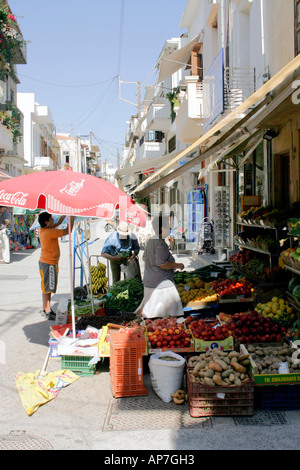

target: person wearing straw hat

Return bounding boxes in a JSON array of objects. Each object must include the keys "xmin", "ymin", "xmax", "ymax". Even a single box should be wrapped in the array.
[{"xmin": 101, "ymin": 221, "xmax": 140, "ymax": 285}]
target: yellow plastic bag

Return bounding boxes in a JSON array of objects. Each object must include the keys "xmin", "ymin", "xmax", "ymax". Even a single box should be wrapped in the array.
[{"xmin": 15, "ymin": 369, "xmax": 79, "ymax": 416}]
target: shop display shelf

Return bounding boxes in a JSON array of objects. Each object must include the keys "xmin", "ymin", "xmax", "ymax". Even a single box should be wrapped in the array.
[
  {"xmin": 240, "ymin": 344, "xmax": 300, "ymax": 386},
  {"xmin": 286, "ymin": 292, "xmax": 300, "ymax": 312}
]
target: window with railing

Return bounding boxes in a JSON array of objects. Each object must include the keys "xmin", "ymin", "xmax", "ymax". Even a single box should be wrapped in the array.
[{"xmin": 139, "ymin": 131, "xmax": 164, "ymax": 146}]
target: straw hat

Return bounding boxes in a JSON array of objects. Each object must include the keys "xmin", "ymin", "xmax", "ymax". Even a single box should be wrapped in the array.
[{"xmin": 117, "ymin": 221, "xmax": 131, "ymax": 238}]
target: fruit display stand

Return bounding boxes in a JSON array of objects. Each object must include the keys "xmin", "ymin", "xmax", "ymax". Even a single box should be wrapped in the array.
[
  {"xmin": 146, "ymin": 317, "xmax": 194, "ymax": 354},
  {"xmin": 240, "ymin": 343, "xmax": 300, "ymax": 386},
  {"xmin": 240, "ymin": 343, "xmax": 300, "ymax": 410},
  {"xmin": 186, "ymin": 317, "xmax": 234, "ymax": 353}
]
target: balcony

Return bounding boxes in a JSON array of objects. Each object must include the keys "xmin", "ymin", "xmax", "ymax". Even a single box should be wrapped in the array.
[
  {"xmin": 136, "ymin": 132, "xmax": 165, "ymax": 161},
  {"xmin": 203, "ymin": 66, "xmax": 256, "ymax": 129},
  {"xmin": 175, "ymin": 76, "xmax": 204, "ymax": 144},
  {"xmin": 10, "ymin": 37, "xmax": 27, "ymax": 64},
  {"xmin": 146, "ymin": 100, "xmax": 171, "ymax": 131},
  {"xmin": 223, "ymin": 67, "xmax": 256, "ymax": 111},
  {"xmin": 0, "ymin": 122, "xmax": 13, "ymax": 151},
  {"xmin": 5, "ymin": 26, "xmax": 27, "ymax": 65},
  {"xmin": 33, "ymin": 156, "xmax": 54, "ymax": 171}
]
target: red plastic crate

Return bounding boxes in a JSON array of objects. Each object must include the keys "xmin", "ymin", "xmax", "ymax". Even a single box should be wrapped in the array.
[
  {"xmin": 186, "ymin": 359, "xmax": 254, "ymax": 417},
  {"xmin": 109, "ymin": 330, "xmax": 147, "ymax": 398}
]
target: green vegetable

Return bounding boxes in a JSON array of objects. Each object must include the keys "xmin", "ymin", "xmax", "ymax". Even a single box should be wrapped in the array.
[{"xmin": 105, "ymin": 278, "xmax": 144, "ymax": 312}]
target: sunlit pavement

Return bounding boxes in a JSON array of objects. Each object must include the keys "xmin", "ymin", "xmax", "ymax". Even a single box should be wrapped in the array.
[{"xmin": 0, "ymin": 219, "xmax": 300, "ymax": 451}]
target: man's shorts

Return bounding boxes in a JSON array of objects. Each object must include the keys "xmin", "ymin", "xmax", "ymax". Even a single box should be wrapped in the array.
[{"xmin": 39, "ymin": 262, "xmax": 59, "ymax": 294}]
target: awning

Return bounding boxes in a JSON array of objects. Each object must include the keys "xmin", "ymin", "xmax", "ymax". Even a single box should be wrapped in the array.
[
  {"xmin": 157, "ymin": 34, "xmax": 202, "ymax": 84},
  {"xmin": 134, "ymin": 53, "xmax": 300, "ymax": 198},
  {"xmin": 198, "ymin": 131, "xmax": 263, "ymax": 178},
  {"xmin": 0, "ymin": 170, "xmax": 12, "ymax": 182},
  {"xmin": 115, "ymin": 150, "xmax": 181, "ymax": 179}
]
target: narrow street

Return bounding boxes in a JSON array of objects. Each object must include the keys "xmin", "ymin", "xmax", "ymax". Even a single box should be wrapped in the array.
[{"xmin": 0, "ymin": 219, "xmax": 300, "ymax": 451}]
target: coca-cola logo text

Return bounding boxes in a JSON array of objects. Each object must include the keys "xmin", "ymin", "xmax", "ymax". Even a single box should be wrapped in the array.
[{"xmin": 0, "ymin": 190, "xmax": 28, "ymax": 206}]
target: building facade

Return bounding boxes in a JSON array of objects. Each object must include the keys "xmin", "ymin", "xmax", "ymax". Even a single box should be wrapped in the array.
[
  {"xmin": 0, "ymin": 1, "xmax": 27, "ymax": 178},
  {"xmin": 17, "ymin": 92, "xmax": 60, "ymax": 172},
  {"xmin": 118, "ymin": 0, "xmax": 300, "ymax": 256}
]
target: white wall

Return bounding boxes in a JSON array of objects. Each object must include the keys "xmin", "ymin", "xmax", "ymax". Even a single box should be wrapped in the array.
[{"xmin": 17, "ymin": 92, "xmax": 35, "ymax": 167}]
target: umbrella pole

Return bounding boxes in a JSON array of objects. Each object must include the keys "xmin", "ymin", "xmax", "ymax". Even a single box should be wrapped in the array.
[
  {"xmin": 69, "ymin": 218, "xmax": 76, "ymax": 339},
  {"xmin": 84, "ymin": 219, "xmax": 95, "ymax": 315}
]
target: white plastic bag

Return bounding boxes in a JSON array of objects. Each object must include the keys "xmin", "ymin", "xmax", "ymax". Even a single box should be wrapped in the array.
[
  {"xmin": 148, "ymin": 351, "xmax": 185, "ymax": 403},
  {"xmin": 120, "ymin": 259, "xmax": 139, "ymax": 278}
]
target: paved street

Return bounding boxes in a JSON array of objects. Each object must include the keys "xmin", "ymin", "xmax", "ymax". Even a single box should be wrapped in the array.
[{"xmin": 0, "ymin": 219, "xmax": 300, "ymax": 451}]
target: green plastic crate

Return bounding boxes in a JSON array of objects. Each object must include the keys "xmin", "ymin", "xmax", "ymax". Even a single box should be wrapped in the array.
[{"xmin": 61, "ymin": 355, "xmax": 96, "ymax": 376}]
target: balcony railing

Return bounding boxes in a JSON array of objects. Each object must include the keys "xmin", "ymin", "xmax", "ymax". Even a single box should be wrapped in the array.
[
  {"xmin": 139, "ymin": 131, "xmax": 164, "ymax": 147},
  {"xmin": 223, "ymin": 67, "xmax": 256, "ymax": 111}
]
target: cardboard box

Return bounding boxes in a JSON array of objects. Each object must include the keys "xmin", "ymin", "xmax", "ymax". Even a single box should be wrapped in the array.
[
  {"xmin": 193, "ymin": 335, "xmax": 234, "ymax": 353},
  {"xmin": 240, "ymin": 344, "xmax": 300, "ymax": 386}
]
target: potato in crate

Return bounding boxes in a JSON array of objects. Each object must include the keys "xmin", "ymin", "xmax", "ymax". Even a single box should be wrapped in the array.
[{"xmin": 186, "ymin": 349, "xmax": 255, "ymax": 417}]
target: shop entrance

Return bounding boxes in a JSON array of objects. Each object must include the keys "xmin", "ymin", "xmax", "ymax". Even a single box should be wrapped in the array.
[{"xmin": 274, "ymin": 153, "xmax": 290, "ymax": 208}]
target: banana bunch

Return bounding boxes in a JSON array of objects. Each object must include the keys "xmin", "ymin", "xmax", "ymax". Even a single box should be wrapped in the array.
[{"xmin": 90, "ymin": 262, "xmax": 108, "ymax": 294}]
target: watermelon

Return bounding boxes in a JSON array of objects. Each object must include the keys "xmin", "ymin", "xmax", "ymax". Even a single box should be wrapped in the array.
[
  {"xmin": 288, "ymin": 277, "xmax": 300, "ymax": 293},
  {"xmin": 292, "ymin": 285, "xmax": 300, "ymax": 301}
]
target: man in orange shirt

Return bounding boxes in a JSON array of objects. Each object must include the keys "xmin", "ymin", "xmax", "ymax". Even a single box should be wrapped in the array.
[{"xmin": 38, "ymin": 212, "xmax": 75, "ymax": 320}]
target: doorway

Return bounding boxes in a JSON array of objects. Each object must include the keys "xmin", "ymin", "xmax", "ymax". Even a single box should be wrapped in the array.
[{"xmin": 274, "ymin": 153, "xmax": 290, "ymax": 208}]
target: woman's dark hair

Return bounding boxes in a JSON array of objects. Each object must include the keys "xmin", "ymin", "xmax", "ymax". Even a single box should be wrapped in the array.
[
  {"xmin": 38, "ymin": 211, "xmax": 52, "ymax": 228},
  {"xmin": 151, "ymin": 213, "xmax": 169, "ymax": 238}
]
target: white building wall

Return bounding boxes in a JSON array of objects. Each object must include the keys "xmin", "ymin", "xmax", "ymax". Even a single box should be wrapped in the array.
[
  {"xmin": 17, "ymin": 92, "xmax": 35, "ymax": 167},
  {"xmin": 17, "ymin": 92, "xmax": 56, "ymax": 170}
]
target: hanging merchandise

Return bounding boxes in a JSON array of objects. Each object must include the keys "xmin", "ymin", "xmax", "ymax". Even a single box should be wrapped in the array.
[
  {"xmin": 197, "ymin": 217, "xmax": 215, "ymax": 254},
  {"xmin": 186, "ymin": 187, "xmax": 206, "ymax": 250},
  {"xmin": 214, "ymin": 186, "xmax": 231, "ymax": 249}
]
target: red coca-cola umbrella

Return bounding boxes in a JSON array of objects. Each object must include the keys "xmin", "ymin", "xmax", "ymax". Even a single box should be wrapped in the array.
[
  {"xmin": 0, "ymin": 171, "xmax": 147, "ymax": 337},
  {"xmin": 0, "ymin": 170, "xmax": 146, "ymax": 226}
]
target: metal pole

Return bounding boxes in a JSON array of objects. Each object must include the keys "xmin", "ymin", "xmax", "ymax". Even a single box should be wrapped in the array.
[
  {"xmin": 84, "ymin": 219, "xmax": 95, "ymax": 315},
  {"xmin": 69, "ymin": 218, "xmax": 76, "ymax": 339}
]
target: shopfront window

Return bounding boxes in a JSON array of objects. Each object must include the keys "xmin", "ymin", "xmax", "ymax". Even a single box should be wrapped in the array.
[{"xmin": 235, "ymin": 142, "xmax": 265, "ymax": 214}]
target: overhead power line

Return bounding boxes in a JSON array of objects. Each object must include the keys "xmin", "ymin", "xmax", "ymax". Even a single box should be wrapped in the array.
[
  {"xmin": 117, "ymin": 0, "xmax": 125, "ymax": 76},
  {"xmin": 69, "ymin": 77, "xmax": 117, "ymax": 130},
  {"xmin": 18, "ymin": 73, "xmax": 117, "ymax": 88}
]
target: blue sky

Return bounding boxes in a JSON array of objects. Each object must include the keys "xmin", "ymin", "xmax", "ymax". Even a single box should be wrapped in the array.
[{"xmin": 9, "ymin": 0, "xmax": 187, "ymax": 166}]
